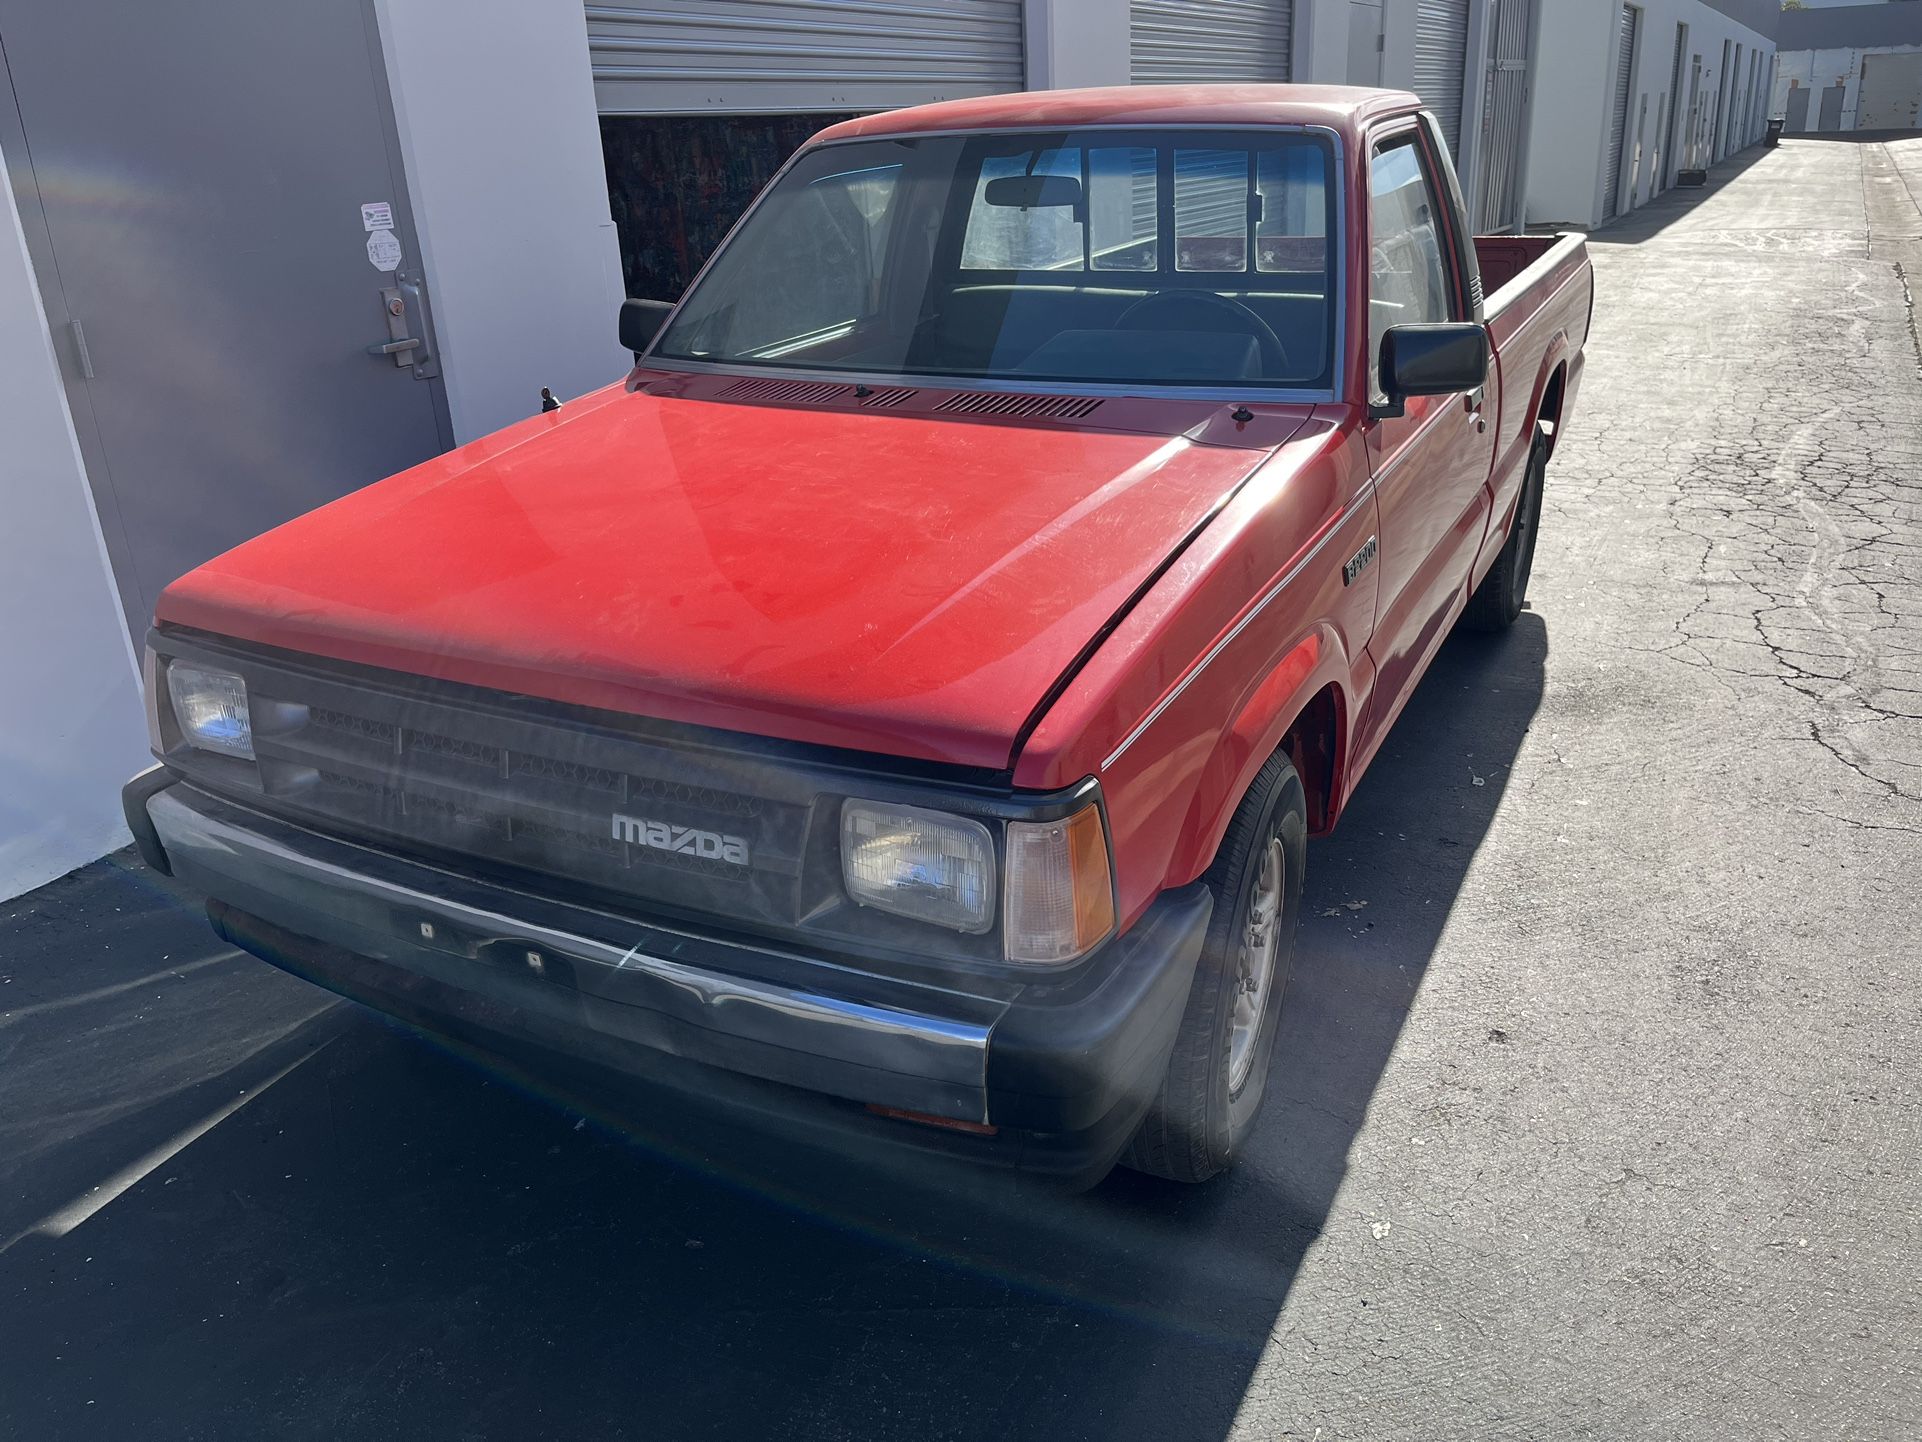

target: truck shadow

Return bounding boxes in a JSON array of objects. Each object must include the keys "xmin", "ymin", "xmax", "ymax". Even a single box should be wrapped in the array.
[{"xmin": 0, "ymin": 617, "xmax": 1546, "ymax": 1442}]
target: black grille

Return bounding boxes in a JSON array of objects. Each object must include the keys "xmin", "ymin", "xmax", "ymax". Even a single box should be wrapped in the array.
[{"xmin": 233, "ymin": 661, "xmax": 815, "ymax": 927}]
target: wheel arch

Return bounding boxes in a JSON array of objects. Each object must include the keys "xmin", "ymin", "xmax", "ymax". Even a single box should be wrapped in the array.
[
  {"xmin": 1166, "ymin": 630, "xmax": 1354, "ymax": 888},
  {"xmin": 1531, "ymin": 354, "xmax": 1569, "ymax": 459}
]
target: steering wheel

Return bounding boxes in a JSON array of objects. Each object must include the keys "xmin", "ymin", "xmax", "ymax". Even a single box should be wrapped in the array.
[{"xmin": 1116, "ymin": 291, "xmax": 1291, "ymax": 378}]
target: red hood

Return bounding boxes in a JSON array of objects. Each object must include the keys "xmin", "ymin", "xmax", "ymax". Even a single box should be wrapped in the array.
[{"xmin": 159, "ymin": 385, "xmax": 1295, "ymax": 770}]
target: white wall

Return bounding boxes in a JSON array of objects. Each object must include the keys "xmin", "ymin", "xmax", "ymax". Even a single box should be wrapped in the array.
[
  {"xmin": 1025, "ymin": 0, "xmax": 1131, "ymax": 88},
  {"xmin": 1775, "ymin": 45, "xmax": 1922, "ymax": 131},
  {"xmin": 0, "ymin": 151, "xmax": 151, "ymax": 900},
  {"xmin": 1525, "ymin": 0, "xmax": 1776, "ymax": 229},
  {"xmin": 372, "ymin": 0, "xmax": 631, "ymax": 443}
]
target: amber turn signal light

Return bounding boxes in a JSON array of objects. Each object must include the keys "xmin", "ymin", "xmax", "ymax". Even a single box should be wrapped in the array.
[{"xmin": 1002, "ymin": 802, "xmax": 1116, "ymax": 964}]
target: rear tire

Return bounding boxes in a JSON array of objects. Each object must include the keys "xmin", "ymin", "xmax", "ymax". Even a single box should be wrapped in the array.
[
  {"xmin": 1463, "ymin": 430, "xmax": 1548, "ymax": 633},
  {"xmin": 1121, "ymin": 752, "xmax": 1307, "ymax": 1183}
]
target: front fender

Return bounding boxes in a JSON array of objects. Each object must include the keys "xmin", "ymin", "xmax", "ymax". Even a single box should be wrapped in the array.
[{"xmin": 1165, "ymin": 624, "xmax": 1354, "ymax": 888}]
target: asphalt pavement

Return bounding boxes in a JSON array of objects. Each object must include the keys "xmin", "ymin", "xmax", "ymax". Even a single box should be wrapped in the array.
[{"xmin": 2, "ymin": 135, "xmax": 1918, "ymax": 1441}]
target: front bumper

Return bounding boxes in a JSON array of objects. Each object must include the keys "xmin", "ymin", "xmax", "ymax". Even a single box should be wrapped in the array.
[{"xmin": 128, "ymin": 769, "xmax": 1209, "ymax": 1180}]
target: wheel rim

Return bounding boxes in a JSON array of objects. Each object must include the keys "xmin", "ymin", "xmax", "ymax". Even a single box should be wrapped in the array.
[{"xmin": 1227, "ymin": 836, "xmax": 1285, "ymax": 1092}]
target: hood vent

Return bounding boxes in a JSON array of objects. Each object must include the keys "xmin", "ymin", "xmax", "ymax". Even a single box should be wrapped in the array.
[
  {"xmin": 717, "ymin": 377, "xmax": 853, "ymax": 405},
  {"xmin": 935, "ymin": 391, "xmax": 1104, "ymax": 420},
  {"xmin": 713, "ymin": 377, "xmax": 920, "ymax": 410}
]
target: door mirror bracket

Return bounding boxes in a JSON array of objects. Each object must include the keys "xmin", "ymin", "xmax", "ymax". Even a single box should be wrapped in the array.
[{"xmin": 619, "ymin": 298, "xmax": 677, "ymax": 355}]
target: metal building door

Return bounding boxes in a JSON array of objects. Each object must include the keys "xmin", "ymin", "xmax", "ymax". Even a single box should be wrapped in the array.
[
  {"xmin": 1661, "ymin": 24, "xmax": 1687, "ymax": 189},
  {"xmin": 1784, "ymin": 84, "xmax": 1810, "ymax": 133},
  {"xmin": 1412, "ymin": 0, "xmax": 1471, "ymax": 159},
  {"xmin": 1858, "ymin": 51, "xmax": 1922, "ymax": 131},
  {"xmin": 590, "ymin": 0, "xmax": 1027, "ymax": 111},
  {"xmin": 1722, "ymin": 39, "xmax": 1737, "ymax": 157},
  {"xmin": 1817, "ymin": 83, "xmax": 1846, "ymax": 133},
  {"xmin": 1131, "ymin": 0, "xmax": 1293, "ymax": 82},
  {"xmin": 1348, "ymin": 2, "xmax": 1385, "ymax": 86},
  {"xmin": 1686, "ymin": 56, "xmax": 1703, "ymax": 169},
  {"xmin": 0, "ymin": 0, "xmax": 449, "ymax": 640},
  {"xmin": 1725, "ymin": 44, "xmax": 1744, "ymax": 154},
  {"xmin": 1472, "ymin": 0, "xmax": 1533, "ymax": 233},
  {"xmin": 1603, "ymin": 5, "xmax": 1638, "ymax": 220}
]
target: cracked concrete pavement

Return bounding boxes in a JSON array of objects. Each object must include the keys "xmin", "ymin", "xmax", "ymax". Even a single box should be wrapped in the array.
[{"xmin": 1, "ymin": 136, "xmax": 1918, "ymax": 1441}]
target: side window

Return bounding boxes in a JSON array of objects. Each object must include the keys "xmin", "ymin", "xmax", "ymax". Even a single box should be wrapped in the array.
[{"xmin": 1368, "ymin": 136, "xmax": 1453, "ymax": 397}]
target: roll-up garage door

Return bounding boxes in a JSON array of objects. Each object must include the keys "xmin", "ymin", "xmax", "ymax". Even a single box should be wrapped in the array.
[
  {"xmin": 586, "ymin": 0, "xmax": 1026, "ymax": 114},
  {"xmin": 1603, "ymin": 4, "xmax": 1638, "ymax": 218},
  {"xmin": 1412, "ymin": 0, "xmax": 1471, "ymax": 158},
  {"xmin": 1130, "ymin": 0, "xmax": 1293, "ymax": 84}
]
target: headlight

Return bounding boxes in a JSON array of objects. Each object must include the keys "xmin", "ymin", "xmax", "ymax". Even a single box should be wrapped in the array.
[
  {"xmin": 1004, "ymin": 804, "xmax": 1115, "ymax": 964},
  {"xmin": 841, "ymin": 801, "xmax": 995, "ymax": 934},
  {"xmin": 166, "ymin": 663, "xmax": 254, "ymax": 760}
]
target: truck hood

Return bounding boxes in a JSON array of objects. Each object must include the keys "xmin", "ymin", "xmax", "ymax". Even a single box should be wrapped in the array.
[{"xmin": 158, "ymin": 385, "xmax": 1295, "ymax": 770}]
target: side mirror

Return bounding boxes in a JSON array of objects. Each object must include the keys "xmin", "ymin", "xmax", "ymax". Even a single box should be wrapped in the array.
[
  {"xmin": 1373, "ymin": 323, "xmax": 1488, "ymax": 419},
  {"xmin": 620, "ymin": 298, "xmax": 675, "ymax": 355}
]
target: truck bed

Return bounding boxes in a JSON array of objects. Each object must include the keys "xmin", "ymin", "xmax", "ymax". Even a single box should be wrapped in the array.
[{"xmin": 1476, "ymin": 233, "xmax": 1581, "ymax": 314}]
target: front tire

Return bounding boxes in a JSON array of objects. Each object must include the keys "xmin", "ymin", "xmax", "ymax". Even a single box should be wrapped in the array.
[{"xmin": 1121, "ymin": 752, "xmax": 1307, "ymax": 1183}]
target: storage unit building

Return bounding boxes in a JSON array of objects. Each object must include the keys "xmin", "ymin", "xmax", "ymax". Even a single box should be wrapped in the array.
[{"xmin": 1521, "ymin": 0, "xmax": 1777, "ymax": 229}]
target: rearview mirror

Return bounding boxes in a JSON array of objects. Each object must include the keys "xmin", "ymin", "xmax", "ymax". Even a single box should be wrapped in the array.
[
  {"xmin": 1375, "ymin": 323, "xmax": 1488, "ymax": 419},
  {"xmin": 984, "ymin": 174, "xmax": 1083, "ymax": 210},
  {"xmin": 620, "ymin": 298, "xmax": 676, "ymax": 354}
]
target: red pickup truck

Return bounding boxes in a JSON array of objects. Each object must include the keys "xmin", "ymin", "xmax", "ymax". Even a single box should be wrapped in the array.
[{"xmin": 124, "ymin": 86, "xmax": 1589, "ymax": 1188}]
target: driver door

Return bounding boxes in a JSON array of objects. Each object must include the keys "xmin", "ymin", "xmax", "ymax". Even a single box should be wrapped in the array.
[{"xmin": 1361, "ymin": 122, "xmax": 1496, "ymax": 739}]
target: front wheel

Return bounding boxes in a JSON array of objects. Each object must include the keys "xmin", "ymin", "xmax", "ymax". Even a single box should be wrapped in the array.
[
  {"xmin": 1121, "ymin": 751, "xmax": 1307, "ymax": 1183},
  {"xmin": 1462, "ymin": 430, "xmax": 1548, "ymax": 632}
]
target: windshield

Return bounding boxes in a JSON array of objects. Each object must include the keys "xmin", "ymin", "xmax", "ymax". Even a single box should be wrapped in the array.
[{"xmin": 651, "ymin": 128, "xmax": 1338, "ymax": 391}]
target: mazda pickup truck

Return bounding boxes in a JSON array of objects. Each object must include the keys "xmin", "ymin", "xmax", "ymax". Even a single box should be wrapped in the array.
[{"xmin": 124, "ymin": 86, "xmax": 1590, "ymax": 1188}]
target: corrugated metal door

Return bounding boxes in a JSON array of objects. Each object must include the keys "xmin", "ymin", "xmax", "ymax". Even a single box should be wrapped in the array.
[
  {"xmin": 1412, "ymin": 0, "xmax": 1471, "ymax": 158},
  {"xmin": 1603, "ymin": 4, "xmax": 1637, "ymax": 219},
  {"xmin": 1472, "ymin": 0, "xmax": 1533, "ymax": 233},
  {"xmin": 587, "ymin": 0, "xmax": 1025, "ymax": 114},
  {"xmin": 1131, "ymin": 0, "xmax": 1293, "ymax": 84}
]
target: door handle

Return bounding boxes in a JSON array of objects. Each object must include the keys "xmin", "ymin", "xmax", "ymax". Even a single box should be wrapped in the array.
[
  {"xmin": 370, "ymin": 284, "xmax": 429, "ymax": 369},
  {"xmin": 1464, "ymin": 386, "xmax": 1485, "ymax": 413},
  {"xmin": 69, "ymin": 318, "xmax": 96, "ymax": 380}
]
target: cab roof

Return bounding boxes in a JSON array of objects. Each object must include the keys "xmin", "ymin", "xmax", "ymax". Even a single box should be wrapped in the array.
[{"xmin": 811, "ymin": 84, "xmax": 1422, "ymax": 149}]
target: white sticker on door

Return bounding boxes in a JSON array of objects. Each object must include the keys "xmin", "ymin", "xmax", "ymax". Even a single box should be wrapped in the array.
[
  {"xmin": 360, "ymin": 201, "xmax": 394, "ymax": 232},
  {"xmin": 365, "ymin": 227, "xmax": 403, "ymax": 272}
]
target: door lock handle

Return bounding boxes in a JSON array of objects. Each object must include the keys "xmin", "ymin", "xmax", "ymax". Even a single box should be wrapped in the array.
[{"xmin": 367, "ymin": 337, "xmax": 422, "ymax": 356}]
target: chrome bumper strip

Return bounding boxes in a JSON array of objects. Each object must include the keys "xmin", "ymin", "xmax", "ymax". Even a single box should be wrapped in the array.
[{"xmin": 146, "ymin": 787, "xmax": 994, "ymax": 1119}]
